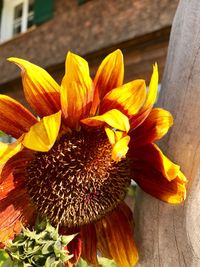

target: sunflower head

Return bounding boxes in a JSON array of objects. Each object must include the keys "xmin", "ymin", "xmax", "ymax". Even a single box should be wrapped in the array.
[{"xmin": 0, "ymin": 49, "xmax": 187, "ymax": 267}]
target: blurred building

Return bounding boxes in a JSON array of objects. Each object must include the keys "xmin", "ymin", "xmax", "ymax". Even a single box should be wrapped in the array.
[{"xmin": 0, "ymin": 0, "xmax": 178, "ymax": 108}]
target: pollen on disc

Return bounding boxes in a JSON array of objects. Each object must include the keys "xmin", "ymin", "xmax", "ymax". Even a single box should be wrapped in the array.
[{"xmin": 25, "ymin": 129, "xmax": 131, "ymax": 228}]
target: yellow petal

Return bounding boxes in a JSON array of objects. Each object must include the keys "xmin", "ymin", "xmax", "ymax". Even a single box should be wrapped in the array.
[
  {"xmin": 61, "ymin": 52, "xmax": 93, "ymax": 129},
  {"xmin": 112, "ymin": 135, "xmax": 130, "ymax": 161},
  {"xmin": 95, "ymin": 202, "xmax": 139, "ymax": 267},
  {"xmin": 0, "ymin": 95, "xmax": 37, "ymax": 139},
  {"xmin": 130, "ymin": 63, "xmax": 159, "ymax": 129},
  {"xmin": 129, "ymin": 143, "xmax": 180, "ymax": 182},
  {"xmin": 101, "ymin": 80, "xmax": 146, "ymax": 117},
  {"xmin": 91, "ymin": 49, "xmax": 124, "ymax": 115},
  {"xmin": 132, "ymin": 161, "xmax": 187, "ymax": 204},
  {"xmin": 82, "ymin": 109, "xmax": 130, "ymax": 132},
  {"xmin": 22, "ymin": 111, "xmax": 61, "ymax": 152},
  {"xmin": 8, "ymin": 58, "xmax": 60, "ymax": 117},
  {"xmin": 131, "ymin": 108, "xmax": 174, "ymax": 145},
  {"xmin": 115, "ymin": 130, "xmax": 126, "ymax": 142},
  {"xmin": 0, "ymin": 138, "xmax": 23, "ymax": 165},
  {"xmin": 105, "ymin": 127, "xmax": 115, "ymax": 145},
  {"xmin": 144, "ymin": 63, "xmax": 158, "ymax": 109}
]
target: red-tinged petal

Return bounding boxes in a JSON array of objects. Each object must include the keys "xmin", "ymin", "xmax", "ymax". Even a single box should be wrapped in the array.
[
  {"xmin": 112, "ymin": 135, "xmax": 130, "ymax": 161},
  {"xmin": 91, "ymin": 50, "xmax": 124, "ymax": 115},
  {"xmin": 80, "ymin": 223, "xmax": 98, "ymax": 266},
  {"xmin": 131, "ymin": 160, "xmax": 187, "ymax": 203},
  {"xmin": 0, "ymin": 95, "xmax": 37, "ymax": 138},
  {"xmin": 95, "ymin": 202, "xmax": 139, "ymax": 267},
  {"xmin": 129, "ymin": 143, "xmax": 180, "ymax": 181},
  {"xmin": 130, "ymin": 108, "xmax": 173, "ymax": 146},
  {"xmin": 1, "ymin": 149, "xmax": 33, "ymax": 183},
  {"xmin": 100, "ymin": 80, "xmax": 146, "ymax": 116},
  {"xmin": 81, "ymin": 109, "xmax": 130, "ymax": 132},
  {"xmin": 0, "ymin": 220, "xmax": 22, "ymax": 244},
  {"xmin": 68, "ymin": 234, "xmax": 82, "ymax": 265},
  {"xmin": 0, "ymin": 138, "xmax": 23, "ymax": 166},
  {"xmin": 61, "ymin": 52, "xmax": 93, "ymax": 129},
  {"xmin": 22, "ymin": 111, "xmax": 61, "ymax": 152},
  {"xmin": 0, "ymin": 174, "xmax": 16, "ymax": 200},
  {"xmin": 0, "ymin": 186, "xmax": 36, "ymax": 243},
  {"xmin": 8, "ymin": 57, "xmax": 61, "ymax": 117},
  {"xmin": 130, "ymin": 63, "xmax": 159, "ymax": 130}
]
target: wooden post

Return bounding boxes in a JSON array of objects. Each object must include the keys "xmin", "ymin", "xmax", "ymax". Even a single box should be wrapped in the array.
[{"xmin": 134, "ymin": 0, "xmax": 200, "ymax": 266}]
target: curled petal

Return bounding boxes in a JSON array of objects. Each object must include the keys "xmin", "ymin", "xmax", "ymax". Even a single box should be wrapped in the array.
[
  {"xmin": 95, "ymin": 202, "xmax": 139, "ymax": 267},
  {"xmin": 131, "ymin": 108, "xmax": 173, "ymax": 145},
  {"xmin": 105, "ymin": 127, "xmax": 115, "ymax": 145},
  {"xmin": 129, "ymin": 143, "xmax": 180, "ymax": 181},
  {"xmin": 8, "ymin": 58, "xmax": 60, "ymax": 117},
  {"xmin": 22, "ymin": 111, "xmax": 61, "ymax": 152},
  {"xmin": 130, "ymin": 63, "xmax": 159, "ymax": 130},
  {"xmin": 112, "ymin": 135, "xmax": 130, "ymax": 161},
  {"xmin": 61, "ymin": 52, "xmax": 93, "ymax": 129},
  {"xmin": 101, "ymin": 80, "xmax": 146, "ymax": 117},
  {"xmin": 132, "ymin": 161, "xmax": 187, "ymax": 204},
  {"xmin": 91, "ymin": 49, "xmax": 124, "ymax": 115},
  {"xmin": 81, "ymin": 109, "xmax": 130, "ymax": 132},
  {"xmin": 0, "ymin": 95, "xmax": 37, "ymax": 138}
]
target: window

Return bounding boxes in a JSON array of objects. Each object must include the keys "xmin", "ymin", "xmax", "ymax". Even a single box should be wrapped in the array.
[
  {"xmin": 0, "ymin": 0, "xmax": 54, "ymax": 43},
  {"xmin": 0, "ymin": 0, "xmax": 34, "ymax": 42}
]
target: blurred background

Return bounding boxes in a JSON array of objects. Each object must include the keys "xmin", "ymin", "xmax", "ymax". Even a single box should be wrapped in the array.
[{"xmin": 0, "ymin": 0, "xmax": 179, "ymax": 108}]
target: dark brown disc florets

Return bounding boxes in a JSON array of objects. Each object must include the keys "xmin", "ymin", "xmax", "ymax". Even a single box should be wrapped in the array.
[{"xmin": 25, "ymin": 129, "xmax": 131, "ymax": 228}]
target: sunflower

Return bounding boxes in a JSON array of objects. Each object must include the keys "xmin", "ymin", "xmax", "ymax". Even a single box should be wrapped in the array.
[{"xmin": 0, "ymin": 50, "xmax": 186, "ymax": 267}]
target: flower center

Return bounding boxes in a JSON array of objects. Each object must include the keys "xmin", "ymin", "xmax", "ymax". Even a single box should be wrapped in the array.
[{"xmin": 25, "ymin": 129, "xmax": 131, "ymax": 228}]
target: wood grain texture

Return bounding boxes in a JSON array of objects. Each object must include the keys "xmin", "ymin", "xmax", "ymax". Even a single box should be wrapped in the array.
[{"xmin": 134, "ymin": 0, "xmax": 200, "ymax": 266}]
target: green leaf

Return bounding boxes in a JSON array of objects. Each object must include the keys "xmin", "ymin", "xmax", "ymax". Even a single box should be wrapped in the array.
[
  {"xmin": 42, "ymin": 241, "xmax": 55, "ymax": 254},
  {"xmin": 61, "ymin": 233, "xmax": 77, "ymax": 245},
  {"xmin": 76, "ymin": 258, "xmax": 92, "ymax": 267},
  {"xmin": 97, "ymin": 256, "xmax": 118, "ymax": 267}
]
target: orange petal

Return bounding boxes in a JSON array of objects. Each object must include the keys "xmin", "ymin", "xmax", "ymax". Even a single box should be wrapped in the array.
[
  {"xmin": 91, "ymin": 50, "xmax": 124, "ymax": 115},
  {"xmin": 8, "ymin": 57, "xmax": 61, "ymax": 117},
  {"xmin": 130, "ymin": 63, "xmax": 159, "ymax": 130},
  {"xmin": 100, "ymin": 80, "xmax": 146, "ymax": 117},
  {"xmin": 81, "ymin": 109, "xmax": 130, "ymax": 132},
  {"xmin": 95, "ymin": 202, "xmax": 139, "ymax": 267},
  {"xmin": 80, "ymin": 223, "xmax": 98, "ymax": 266},
  {"xmin": 0, "ymin": 95, "xmax": 37, "ymax": 138},
  {"xmin": 61, "ymin": 52, "xmax": 93, "ymax": 130},
  {"xmin": 1, "ymin": 149, "xmax": 33, "ymax": 183},
  {"xmin": 22, "ymin": 111, "xmax": 61, "ymax": 152},
  {"xmin": 132, "ymin": 160, "xmax": 187, "ymax": 204},
  {"xmin": 67, "ymin": 234, "xmax": 82, "ymax": 265},
  {"xmin": 0, "ymin": 174, "xmax": 16, "ymax": 200},
  {"xmin": 0, "ymin": 185, "xmax": 36, "ymax": 243},
  {"xmin": 112, "ymin": 135, "xmax": 130, "ymax": 161},
  {"xmin": 131, "ymin": 108, "xmax": 173, "ymax": 145},
  {"xmin": 0, "ymin": 138, "xmax": 23, "ymax": 166},
  {"xmin": 129, "ymin": 143, "xmax": 180, "ymax": 181}
]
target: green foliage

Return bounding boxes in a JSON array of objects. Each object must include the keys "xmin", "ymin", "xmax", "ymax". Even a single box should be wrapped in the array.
[
  {"xmin": 2, "ymin": 218, "xmax": 76, "ymax": 267},
  {"xmin": 0, "ymin": 250, "xmax": 9, "ymax": 265},
  {"xmin": 77, "ymin": 257, "xmax": 118, "ymax": 267}
]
